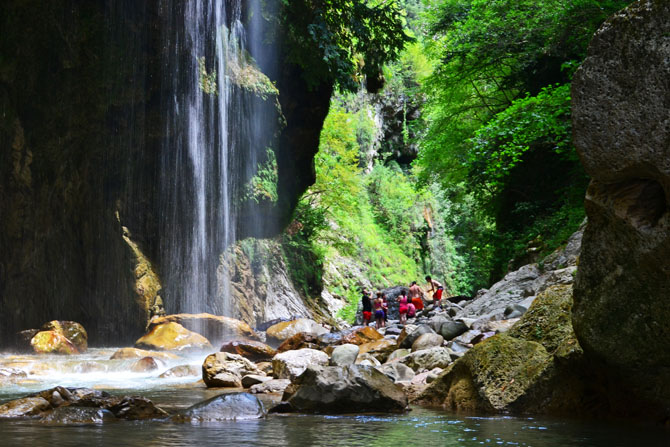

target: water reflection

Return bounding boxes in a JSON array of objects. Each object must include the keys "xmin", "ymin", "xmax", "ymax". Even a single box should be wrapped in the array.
[{"xmin": 1, "ymin": 408, "xmax": 666, "ymax": 447}]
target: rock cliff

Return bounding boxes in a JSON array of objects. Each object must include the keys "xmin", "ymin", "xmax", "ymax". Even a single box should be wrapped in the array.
[
  {"xmin": 0, "ymin": 1, "xmax": 333, "ymax": 345},
  {"xmin": 572, "ymin": 0, "xmax": 670, "ymax": 421}
]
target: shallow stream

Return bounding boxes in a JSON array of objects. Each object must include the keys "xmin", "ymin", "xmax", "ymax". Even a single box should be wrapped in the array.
[{"xmin": 0, "ymin": 351, "xmax": 666, "ymax": 447}]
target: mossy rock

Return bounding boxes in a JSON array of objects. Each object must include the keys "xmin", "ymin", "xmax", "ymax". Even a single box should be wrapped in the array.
[
  {"xmin": 41, "ymin": 320, "xmax": 88, "ymax": 352},
  {"xmin": 30, "ymin": 331, "xmax": 79, "ymax": 355},
  {"xmin": 507, "ymin": 284, "xmax": 582, "ymax": 361}
]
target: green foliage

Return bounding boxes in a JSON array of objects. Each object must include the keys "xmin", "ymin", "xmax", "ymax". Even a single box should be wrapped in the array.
[
  {"xmin": 414, "ymin": 0, "xmax": 628, "ymax": 286},
  {"xmin": 468, "ymin": 83, "xmax": 573, "ymax": 198},
  {"xmin": 279, "ymin": 0, "xmax": 412, "ymax": 90},
  {"xmin": 244, "ymin": 148, "xmax": 278, "ymax": 204},
  {"xmin": 198, "ymin": 56, "xmax": 217, "ymax": 95}
]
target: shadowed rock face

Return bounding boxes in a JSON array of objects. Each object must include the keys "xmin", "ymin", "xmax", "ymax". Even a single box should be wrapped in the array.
[
  {"xmin": 572, "ymin": 0, "xmax": 670, "ymax": 419},
  {"xmin": 0, "ymin": 2, "xmax": 332, "ymax": 346}
]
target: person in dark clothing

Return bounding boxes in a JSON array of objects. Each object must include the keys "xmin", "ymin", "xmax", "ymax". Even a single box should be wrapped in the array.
[{"xmin": 361, "ymin": 289, "xmax": 372, "ymax": 326}]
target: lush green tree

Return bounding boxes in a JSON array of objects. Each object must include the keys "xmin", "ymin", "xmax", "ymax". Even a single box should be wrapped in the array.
[{"xmin": 279, "ymin": 0, "xmax": 412, "ymax": 90}]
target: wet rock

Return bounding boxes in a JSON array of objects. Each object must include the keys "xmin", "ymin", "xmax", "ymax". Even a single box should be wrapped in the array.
[
  {"xmin": 279, "ymin": 365, "xmax": 408, "ymax": 413},
  {"xmin": 250, "ymin": 379, "xmax": 291, "ymax": 394},
  {"xmin": 130, "ymin": 356, "xmax": 159, "ymax": 373},
  {"xmin": 330, "ymin": 344, "xmax": 360, "ymax": 366},
  {"xmin": 40, "ymin": 407, "xmax": 115, "ymax": 425},
  {"xmin": 0, "ymin": 397, "xmax": 50, "ymax": 418},
  {"xmin": 74, "ymin": 362, "xmax": 108, "ymax": 374},
  {"xmin": 379, "ymin": 363, "xmax": 415, "ymax": 383},
  {"xmin": 399, "ymin": 325, "xmax": 435, "ymax": 349},
  {"xmin": 159, "ymin": 365, "xmax": 200, "ymax": 378},
  {"xmin": 266, "ymin": 319, "xmax": 328, "ymax": 344},
  {"xmin": 220, "ymin": 340, "xmax": 276, "ymax": 362},
  {"xmin": 108, "ymin": 396, "xmax": 169, "ymax": 420},
  {"xmin": 241, "ymin": 374, "xmax": 272, "ymax": 388},
  {"xmin": 40, "ymin": 320, "xmax": 88, "ymax": 352},
  {"xmin": 110, "ymin": 347, "xmax": 179, "ymax": 361},
  {"xmin": 148, "ymin": 313, "xmax": 257, "ymax": 343},
  {"xmin": 452, "ymin": 330, "xmax": 482, "ymax": 345},
  {"xmin": 411, "ymin": 333, "xmax": 444, "ymax": 352},
  {"xmin": 386, "ymin": 348, "xmax": 410, "ymax": 363},
  {"xmin": 397, "ymin": 347, "xmax": 452, "ymax": 372},
  {"xmin": 439, "ymin": 321, "xmax": 468, "ymax": 341},
  {"xmin": 272, "ymin": 348, "xmax": 329, "ymax": 380},
  {"xmin": 173, "ymin": 393, "xmax": 266, "ymax": 422},
  {"xmin": 135, "ymin": 322, "xmax": 213, "ymax": 352},
  {"xmin": 0, "ymin": 367, "xmax": 28, "ymax": 382},
  {"xmin": 203, "ymin": 352, "xmax": 263, "ymax": 388},
  {"xmin": 30, "ymin": 331, "xmax": 79, "ymax": 355}
]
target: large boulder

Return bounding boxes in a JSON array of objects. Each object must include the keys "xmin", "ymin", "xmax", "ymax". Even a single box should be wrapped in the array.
[
  {"xmin": 272, "ymin": 349, "xmax": 329, "ymax": 380},
  {"xmin": 148, "ymin": 313, "xmax": 257, "ymax": 343},
  {"xmin": 279, "ymin": 365, "xmax": 408, "ymax": 413},
  {"xmin": 172, "ymin": 393, "xmax": 266, "ymax": 422},
  {"xmin": 202, "ymin": 352, "xmax": 263, "ymax": 388},
  {"xmin": 135, "ymin": 322, "xmax": 213, "ymax": 352},
  {"xmin": 220, "ymin": 340, "xmax": 276, "ymax": 362},
  {"xmin": 414, "ymin": 286, "xmax": 587, "ymax": 415},
  {"xmin": 439, "ymin": 321, "xmax": 469, "ymax": 341},
  {"xmin": 266, "ymin": 319, "xmax": 328, "ymax": 344},
  {"xmin": 276, "ymin": 332, "xmax": 324, "ymax": 353},
  {"xmin": 40, "ymin": 321, "xmax": 88, "ymax": 352},
  {"xmin": 572, "ymin": 0, "xmax": 670, "ymax": 419},
  {"xmin": 30, "ymin": 331, "xmax": 79, "ymax": 355}
]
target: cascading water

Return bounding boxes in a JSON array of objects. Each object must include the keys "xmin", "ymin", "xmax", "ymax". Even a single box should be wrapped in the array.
[{"xmin": 159, "ymin": 0, "xmax": 279, "ymax": 319}]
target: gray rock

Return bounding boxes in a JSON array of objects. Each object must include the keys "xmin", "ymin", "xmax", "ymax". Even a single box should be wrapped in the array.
[
  {"xmin": 386, "ymin": 348, "xmax": 411, "ymax": 363},
  {"xmin": 411, "ymin": 333, "xmax": 444, "ymax": 352},
  {"xmin": 440, "ymin": 321, "xmax": 468, "ymax": 340},
  {"xmin": 428, "ymin": 315, "xmax": 450, "ymax": 333},
  {"xmin": 379, "ymin": 363, "xmax": 415, "ymax": 383},
  {"xmin": 280, "ymin": 365, "xmax": 408, "ymax": 413},
  {"xmin": 241, "ymin": 374, "xmax": 272, "ymax": 388},
  {"xmin": 173, "ymin": 393, "xmax": 265, "ymax": 422},
  {"xmin": 397, "ymin": 347, "xmax": 451, "ymax": 372},
  {"xmin": 399, "ymin": 324, "xmax": 435, "ymax": 349},
  {"xmin": 272, "ymin": 348, "xmax": 329, "ymax": 380},
  {"xmin": 572, "ymin": 0, "xmax": 670, "ymax": 417},
  {"xmin": 384, "ymin": 326, "xmax": 403, "ymax": 336},
  {"xmin": 504, "ymin": 304, "xmax": 527, "ymax": 319},
  {"xmin": 250, "ymin": 379, "xmax": 291, "ymax": 394},
  {"xmin": 330, "ymin": 344, "xmax": 360, "ymax": 366}
]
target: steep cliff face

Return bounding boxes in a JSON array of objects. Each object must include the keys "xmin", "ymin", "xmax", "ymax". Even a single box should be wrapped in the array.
[
  {"xmin": 0, "ymin": 1, "xmax": 333, "ymax": 346},
  {"xmin": 572, "ymin": 0, "xmax": 670, "ymax": 422},
  {"xmin": 0, "ymin": 1, "xmax": 162, "ymax": 345}
]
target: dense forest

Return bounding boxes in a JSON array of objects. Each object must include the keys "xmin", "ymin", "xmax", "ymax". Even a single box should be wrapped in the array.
[{"xmin": 282, "ymin": 0, "xmax": 631, "ymax": 319}]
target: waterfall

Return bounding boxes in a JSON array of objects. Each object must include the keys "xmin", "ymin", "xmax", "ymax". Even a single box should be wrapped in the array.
[{"xmin": 158, "ymin": 0, "xmax": 278, "ymax": 319}]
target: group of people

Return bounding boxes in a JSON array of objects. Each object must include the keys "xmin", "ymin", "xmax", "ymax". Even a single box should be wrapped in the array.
[{"xmin": 361, "ymin": 276, "xmax": 445, "ymax": 329}]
